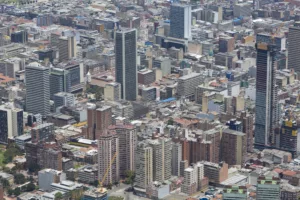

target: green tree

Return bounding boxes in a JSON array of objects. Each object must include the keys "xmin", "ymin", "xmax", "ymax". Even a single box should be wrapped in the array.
[
  {"xmin": 0, "ymin": 178, "xmax": 10, "ymax": 188},
  {"xmin": 55, "ymin": 192, "xmax": 63, "ymax": 200},
  {"xmin": 7, "ymin": 188, "xmax": 13, "ymax": 196},
  {"xmin": 13, "ymin": 187, "xmax": 21, "ymax": 196},
  {"xmin": 14, "ymin": 173, "xmax": 26, "ymax": 184},
  {"xmin": 26, "ymin": 182, "xmax": 35, "ymax": 192},
  {"xmin": 125, "ymin": 170, "xmax": 135, "ymax": 188},
  {"xmin": 95, "ymin": 89, "xmax": 102, "ymax": 101},
  {"xmin": 107, "ymin": 183, "xmax": 112, "ymax": 190},
  {"xmin": 28, "ymin": 162, "xmax": 40, "ymax": 173},
  {"xmin": 167, "ymin": 118, "xmax": 174, "ymax": 125}
]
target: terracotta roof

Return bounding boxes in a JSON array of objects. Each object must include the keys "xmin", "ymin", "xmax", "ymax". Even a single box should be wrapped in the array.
[
  {"xmin": 283, "ymin": 170, "xmax": 297, "ymax": 176},
  {"xmin": 0, "ymin": 73, "xmax": 15, "ymax": 84}
]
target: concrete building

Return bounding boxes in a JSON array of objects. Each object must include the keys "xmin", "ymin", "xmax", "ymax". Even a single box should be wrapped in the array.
[
  {"xmin": 50, "ymin": 181, "xmax": 83, "ymax": 194},
  {"xmin": 177, "ymin": 73, "xmax": 202, "ymax": 99},
  {"xmin": 148, "ymin": 138, "xmax": 172, "ymax": 182},
  {"xmin": 108, "ymin": 125, "xmax": 137, "ymax": 177},
  {"xmin": 0, "ymin": 104, "xmax": 23, "ymax": 143},
  {"xmin": 11, "ymin": 30, "xmax": 28, "ymax": 44},
  {"xmin": 256, "ymin": 176, "xmax": 280, "ymax": 200},
  {"xmin": 240, "ymin": 111, "xmax": 254, "ymax": 152},
  {"xmin": 86, "ymin": 105, "xmax": 112, "ymax": 140},
  {"xmin": 233, "ymin": 2, "xmax": 252, "ymax": 17},
  {"xmin": 288, "ymin": 26, "xmax": 300, "ymax": 74},
  {"xmin": 104, "ymin": 82, "xmax": 121, "ymax": 101},
  {"xmin": 25, "ymin": 62, "xmax": 50, "ymax": 116},
  {"xmin": 280, "ymin": 183, "xmax": 300, "ymax": 200},
  {"xmin": 171, "ymin": 142, "xmax": 182, "ymax": 176},
  {"xmin": 181, "ymin": 162, "xmax": 204, "ymax": 195},
  {"xmin": 38, "ymin": 169, "xmax": 66, "ymax": 192},
  {"xmin": 31, "ymin": 123, "xmax": 54, "ymax": 143},
  {"xmin": 222, "ymin": 185, "xmax": 247, "ymax": 200},
  {"xmin": 280, "ymin": 120, "xmax": 298, "ymax": 156},
  {"xmin": 58, "ymin": 36, "xmax": 77, "ymax": 62},
  {"xmin": 221, "ymin": 129, "xmax": 246, "ymax": 166},
  {"xmin": 38, "ymin": 147, "xmax": 63, "ymax": 171},
  {"xmin": 53, "ymin": 92, "xmax": 75, "ymax": 109},
  {"xmin": 98, "ymin": 133, "xmax": 119, "ymax": 186},
  {"xmin": 219, "ymin": 36, "xmax": 235, "ymax": 53},
  {"xmin": 255, "ymin": 43, "xmax": 279, "ymax": 148},
  {"xmin": 141, "ymin": 87, "xmax": 157, "ymax": 101},
  {"xmin": 115, "ymin": 29, "xmax": 137, "ymax": 101},
  {"xmin": 201, "ymin": 161, "xmax": 228, "ymax": 184},
  {"xmin": 135, "ymin": 142, "xmax": 153, "ymax": 189},
  {"xmin": 15, "ymin": 134, "xmax": 31, "ymax": 150},
  {"xmin": 77, "ymin": 165, "xmax": 98, "ymax": 184},
  {"xmin": 138, "ymin": 69, "xmax": 155, "ymax": 85},
  {"xmin": 170, "ymin": 4, "xmax": 192, "ymax": 39}
]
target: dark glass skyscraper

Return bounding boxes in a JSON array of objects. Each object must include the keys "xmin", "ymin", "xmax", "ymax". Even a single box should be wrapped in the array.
[
  {"xmin": 115, "ymin": 29, "xmax": 137, "ymax": 101},
  {"xmin": 288, "ymin": 26, "xmax": 300, "ymax": 74},
  {"xmin": 255, "ymin": 43, "xmax": 279, "ymax": 148}
]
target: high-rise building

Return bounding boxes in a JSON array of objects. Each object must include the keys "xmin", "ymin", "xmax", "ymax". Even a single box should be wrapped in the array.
[
  {"xmin": 25, "ymin": 62, "xmax": 50, "ymax": 116},
  {"xmin": 86, "ymin": 105, "xmax": 112, "ymax": 140},
  {"xmin": 49, "ymin": 68, "xmax": 69, "ymax": 99},
  {"xmin": 170, "ymin": 4, "xmax": 192, "ymax": 39},
  {"xmin": 108, "ymin": 125, "xmax": 137, "ymax": 177},
  {"xmin": 221, "ymin": 129, "xmax": 246, "ymax": 166},
  {"xmin": 280, "ymin": 120, "xmax": 298, "ymax": 156},
  {"xmin": 135, "ymin": 142, "xmax": 153, "ymax": 189},
  {"xmin": 219, "ymin": 36, "xmax": 235, "ymax": 53},
  {"xmin": 288, "ymin": 26, "xmax": 300, "ymax": 74},
  {"xmin": 201, "ymin": 161, "xmax": 228, "ymax": 184},
  {"xmin": 181, "ymin": 162, "xmax": 204, "ymax": 195},
  {"xmin": 256, "ymin": 176, "xmax": 280, "ymax": 200},
  {"xmin": 255, "ymin": 43, "xmax": 279, "ymax": 148},
  {"xmin": 177, "ymin": 73, "xmax": 202, "ymax": 99},
  {"xmin": 38, "ymin": 169, "xmax": 66, "ymax": 192},
  {"xmin": 171, "ymin": 142, "xmax": 182, "ymax": 176},
  {"xmin": 98, "ymin": 133, "xmax": 119, "ymax": 186},
  {"xmin": 53, "ymin": 92, "xmax": 75, "ymax": 109},
  {"xmin": 0, "ymin": 104, "xmax": 23, "ymax": 144},
  {"xmin": 148, "ymin": 138, "xmax": 172, "ymax": 182},
  {"xmin": 115, "ymin": 29, "xmax": 137, "ymax": 101},
  {"xmin": 58, "ymin": 36, "xmax": 77, "ymax": 62},
  {"xmin": 240, "ymin": 111, "xmax": 254, "ymax": 152},
  {"xmin": 31, "ymin": 123, "xmax": 54, "ymax": 143},
  {"xmin": 104, "ymin": 82, "xmax": 121, "ymax": 101},
  {"xmin": 11, "ymin": 31, "xmax": 28, "ymax": 44}
]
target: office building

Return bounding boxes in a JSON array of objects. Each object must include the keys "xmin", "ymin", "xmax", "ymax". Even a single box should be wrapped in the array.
[
  {"xmin": 219, "ymin": 36, "xmax": 235, "ymax": 53},
  {"xmin": 135, "ymin": 142, "xmax": 153, "ymax": 189},
  {"xmin": 115, "ymin": 29, "xmax": 137, "ymax": 101},
  {"xmin": 15, "ymin": 134, "xmax": 31, "ymax": 150},
  {"xmin": 288, "ymin": 26, "xmax": 300, "ymax": 74},
  {"xmin": 58, "ymin": 36, "xmax": 77, "ymax": 62},
  {"xmin": 280, "ymin": 183, "xmax": 300, "ymax": 200},
  {"xmin": 0, "ymin": 104, "xmax": 23, "ymax": 144},
  {"xmin": 280, "ymin": 120, "xmax": 298, "ymax": 156},
  {"xmin": 170, "ymin": 4, "xmax": 192, "ymax": 39},
  {"xmin": 141, "ymin": 87, "xmax": 157, "ymax": 101},
  {"xmin": 104, "ymin": 82, "xmax": 121, "ymax": 101},
  {"xmin": 25, "ymin": 62, "xmax": 50, "ymax": 116},
  {"xmin": 181, "ymin": 162, "xmax": 204, "ymax": 195},
  {"xmin": 31, "ymin": 123, "xmax": 54, "ymax": 143},
  {"xmin": 240, "ymin": 111, "xmax": 254, "ymax": 152},
  {"xmin": 221, "ymin": 129, "xmax": 246, "ymax": 166},
  {"xmin": 108, "ymin": 125, "xmax": 137, "ymax": 177},
  {"xmin": 223, "ymin": 185, "xmax": 247, "ymax": 200},
  {"xmin": 38, "ymin": 49, "xmax": 54, "ymax": 63},
  {"xmin": 138, "ymin": 69, "xmax": 155, "ymax": 85},
  {"xmin": 233, "ymin": 2, "xmax": 252, "ymax": 17},
  {"xmin": 171, "ymin": 142, "xmax": 182, "ymax": 176},
  {"xmin": 38, "ymin": 169, "xmax": 66, "ymax": 192},
  {"xmin": 98, "ymin": 133, "xmax": 119, "ymax": 186},
  {"xmin": 49, "ymin": 68, "xmax": 69, "ymax": 99},
  {"xmin": 11, "ymin": 30, "xmax": 28, "ymax": 44},
  {"xmin": 87, "ymin": 105, "xmax": 112, "ymax": 140},
  {"xmin": 50, "ymin": 181, "xmax": 83, "ymax": 194},
  {"xmin": 53, "ymin": 92, "xmax": 75, "ymax": 109},
  {"xmin": 202, "ymin": 161, "xmax": 228, "ymax": 184},
  {"xmin": 256, "ymin": 176, "xmax": 280, "ymax": 200},
  {"xmin": 177, "ymin": 73, "xmax": 202, "ymax": 99},
  {"xmin": 255, "ymin": 43, "xmax": 279, "ymax": 148},
  {"xmin": 226, "ymin": 119, "xmax": 243, "ymax": 132},
  {"xmin": 148, "ymin": 138, "xmax": 172, "ymax": 182},
  {"xmin": 38, "ymin": 147, "xmax": 63, "ymax": 171},
  {"xmin": 77, "ymin": 165, "xmax": 98, "ymax": 184},
  {"xmin": 37, "ymin": 14, "xmax": 53, "ymax": 26}
]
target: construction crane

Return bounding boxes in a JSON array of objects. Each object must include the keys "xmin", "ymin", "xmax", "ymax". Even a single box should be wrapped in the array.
[{"xmin": 98, "ymin": 152, "xmax": 118, "ymax": 193}]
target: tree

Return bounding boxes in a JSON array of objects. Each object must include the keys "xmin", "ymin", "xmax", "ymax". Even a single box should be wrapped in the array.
[
  {"xmin": 0, "ymin": 178, "xmax": 10, "ymax": 188},
  {"xmin": 14, "ymin": 173, "xmax": 26, "ymax": 184},
  {"xmin": 55, "ymin": 192, "xmax": 63, "ymax": 200},
  {"xmin": 92, "ymin": 180, "xmax": 99, "ymax": 187},
  {"xmin": 125, "ymin": 170, "xmax": 135, "ymax": 188},
  {"xmin": 13, "ymin": 187, "xmax": 21, "ymax": 196},
  {"xmin": 7, "ymin": 188, "xmax": 13, "ymax": 196},
  {"xmin": 95, "ymin": 89, "xmax": 102, "ymax": 101},
  {"xmin": 167, "ymin": 118, "xmax": 174, "ymax": 125},
  {"xmin": 28, "ymin": 162, "xmax": 40, "ymax": 173},
  {"xmin": 107, "ymin": 183, "xmax": 112, "ymax": 190},
  {"xmin": 26, "ymin": 182, "xmax": 35, "ymax": 192}
]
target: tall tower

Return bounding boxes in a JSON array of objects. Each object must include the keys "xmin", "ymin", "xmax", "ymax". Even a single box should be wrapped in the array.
[
  {"xmin": 288, "ymin": 26, "xmax": 300, "ymax": 74},
  {"xmin": 169, "ymin": 4, "xmax": 192, "ymax": 40},
  {"xmin": 255, "ymin": 43, "xmax": 279, "ymax": 148},
  {"xmin": 25, "ymin": 62, "xmax": 50, "ymax": 116},
  {"xmin": 115, "ymin": 29, "xmax": 137, "ymax": 101},
  {"xmin": 98, "ymin": 133, "xmax": 119, "ymax": 186},
  {"xmin": 58, "ymin": 36, "xmax": 77, "ymax": 62}
]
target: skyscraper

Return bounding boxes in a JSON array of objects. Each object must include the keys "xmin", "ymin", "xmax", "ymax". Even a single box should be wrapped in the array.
[
  {"xmin": 135, "ymin": 142, "xmax": 153, "ymax": 189},
  {"xmin": 255, "ymin": 43, "xmax": 279, "ymax": 148},
  {"xmin": 170, "ymin": 4, "xmax": 192, "ymax": 39},
  {"xmin": 58, "ymin": 36, "xmax": 77, "ymax": 62},
  {"xmin": 98, "ymin": 133, "xmax": 119, "ymax": 186},
  {"xmin": 86, "ymin": 105, "xmax": 112, "ymax": 140},
  {"xmin": 115, "ymin": 29, "xmax": 137, "ymax": 101},
  {"xmin": 25, "ymin": 62, "xmax": 50, "ymax": 116},
  {"xmin": 288, "ymin": 26, "xmax": 300, "ymax": 74},
  {"xmin": 171, "ymin": 142, "xmax": 182, "ymax": 176}
]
